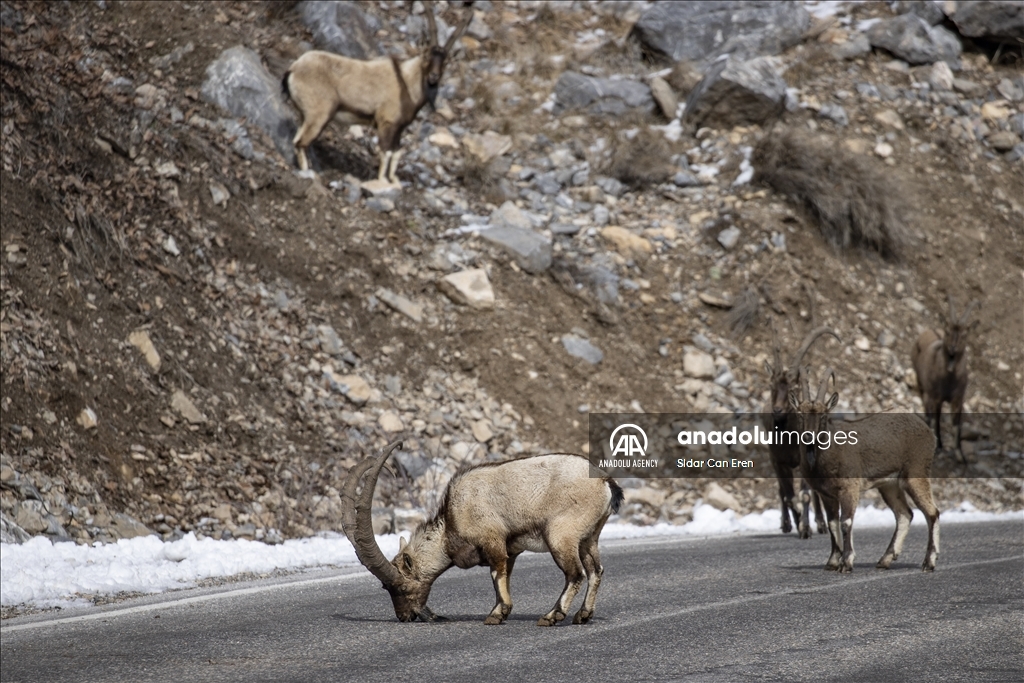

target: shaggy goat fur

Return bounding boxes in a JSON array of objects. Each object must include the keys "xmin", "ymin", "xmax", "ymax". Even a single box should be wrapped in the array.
[{"xmin": 753, "ymin": 130, "xmax": 910, "ymax": 259}]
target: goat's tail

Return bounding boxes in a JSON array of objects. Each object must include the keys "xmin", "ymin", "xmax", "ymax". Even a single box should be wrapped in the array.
[
  {"xmin": 608, "ymin": 479, "xmax": 624, "ymax": 514},
  {"xmin": 281, "ymin": 71, "xmax": 292, "ymax": 100}
]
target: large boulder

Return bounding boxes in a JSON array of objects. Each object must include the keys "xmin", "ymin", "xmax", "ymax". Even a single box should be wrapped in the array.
[
  {"xmin": 946, "ymin": 0, "xmax": 1024, "ymax": 42},
  {"xmin": 299, "ymin": 0, "xmax": 382, "ymax": 58},
  {"xmin": 866, "ymin": 13, "xmax": 962, "ymax": 66},
  {"xmin": 201, "ymin": 47, "xmax": 297, "ymax": 164},
  {"xmin": 553, "ymin": 71, "xmax": 654, "ymax": 116},
  {"xmin": 633, "ymin": 1, "xmax": 809, "ymax": 65},
  {"xmin": 684, "ymin": 56, "xmax": 786, "ymax": 129}
]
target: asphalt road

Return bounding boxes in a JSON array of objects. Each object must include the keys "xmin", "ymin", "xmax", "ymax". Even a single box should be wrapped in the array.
[{"xmin": 2, "ymin": 520, "xmax": 1022, "ymax": 683}]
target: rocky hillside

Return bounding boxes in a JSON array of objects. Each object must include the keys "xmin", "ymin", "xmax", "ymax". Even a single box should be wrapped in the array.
[{"xmin": 1, "ymin": 0, "xmax": 1021, "ymax": 548}]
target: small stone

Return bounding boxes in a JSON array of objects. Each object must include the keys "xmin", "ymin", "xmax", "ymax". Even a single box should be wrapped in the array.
[
  {"xmin": 683, "ymin": 350, "xmax": 715, "ymax": 379},
  {"xmin": 600, "ymin": 226, "xmax": 653, "ymax": 259},
  {"xmin": 981, "ymin": 101, "xmax": 1010, "ymax": 122},
  {"xmin": 171, "ymin": 390, "xmax": 206, "ymax": 424},
  {"xmin": 854, "ymin": 336, "xmax": 871, "ymax": 351},
  {"xmin": 649, "ymin": 76, "xmax": 678, "ymax": 119},
  {"xmin": 463, "ymin": 130, "xmax": 512, "ymax": 163},
  {"xmin": 365, "ymin": 197, "xmax": 395, "ymax": 213},
  {"xmin": 952, "ymin": 78, "xmax": 984, "ymax": 96},
  {"xmin": 874, "ymin": 142, "xmax": 894, "ymax": 158},
  {"xmin": 162, "ymin": 235, "xmax": 180, "ymax": 256},
  {"xmin": 877, "ymin": 330, "xmax": 896, "ymax": 348},
  {"xmin": 128, "ymin": 329, "xmax": 161, "ymax": 371},
  {"xmin": 703, "ymin": 482, "xmax": 740, "ymax": 512},
  {"xmin": 378, "ymin": 411, "xmax": 404, "ymax": 433},
  {"xmin": 988, "ymin": 131, "xmax": 1020, "ymax": 152},
  {"xmin": 327, "ymin": 372, "xmax": 372, "ymax": 405},
  {"xmin": 360, "ymin": 179, "xmax": 402, "ymax": 196},
  {"xmin": 717, "ymin": 226, "xmax": 741, "ymax": 250},
  {"xmin": 77, "ymin": 408, "xmax": 98, "ymax": 430},
  {"xmin": 819, "ymin": 103, "xmax": 848, "ymax": 126},
  {"xmin": 209, "ymin": 181, "xmax": 230, "ymax": 206},
  {"xmin": 428, "ymin": 129, "xmax": 459, "ymax": 148},
  {"xmin": 997, "ymin": 78, "xmax": 1023, "ymax": 102},
  {"xmin": 561, "ymin": 335, "xmax": 603, "ymax": 364},
  {"xmin": 376, "ymin": 288, "xmax": 423, "ymax": 323},
  {"xmin": 673, "ymin": 170, "xmax": 701, "ymax": 187},
  {"xmin": 928, "ymin": 61, "xmax": 954, "ymax": 91},
  {"xmin": 438, "ymin": 269, "xmax": 495, "ymax": 309},
  {"xmin": 471, "ymin": 419, "xmax": 494, "ymax": 443},
  {"xmin": 874, "ymin": 109, "xmax": 904, "ymax": 130},
  {"xmin": 154, "ymin": 161, "xmax": 180, "ymax": 178},
  {"xmin": 317, "ymin": 325, "xmax": 343, "ymax": 355}
]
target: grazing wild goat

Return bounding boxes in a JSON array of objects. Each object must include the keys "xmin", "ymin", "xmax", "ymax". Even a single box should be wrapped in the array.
[
  {"xmin": 793, "ymin": 371, "xmax": 940, "ymax": 573},
  {"xmin": 911, "ymin": 295, "xmax": 979, "ymax": 460},
  {"xmin": 282, "ymin": 1, "xmax": 473, "ymax": 182},
  {"xmin": 341, "ymin": 441, "xmax": 623, "ymax": 626},
  {"xmin": 763, "ymin": 321, "xmax": 840, "ymax": 538}
]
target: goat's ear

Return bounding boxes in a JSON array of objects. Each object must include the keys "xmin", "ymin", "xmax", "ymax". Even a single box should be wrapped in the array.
[
  {"xmin": 399, "ymin": 536, "xmax": 408, "ymax": 553},
  {"xmin": 402, "ymin": 554, "xmax": 414, "ymax": 572},
  {"xmin": 788, "ymin": 392, "xmax": 800, "ymax": 412},
  {"xmin": 825, "ymin": 392, "xmax": 838, "ymax": 412},
  {"xmin": 764, "ymin": 360, "xmax": 774, "ymax": 376}
]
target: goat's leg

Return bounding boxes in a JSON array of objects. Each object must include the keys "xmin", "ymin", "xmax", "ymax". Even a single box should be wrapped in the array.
[
  {"xmin": 813, "ymin": 491, "xmax": 828, "ymax": 535},
  {"xmin": 777, "ymin": 468, "xmax": 796, "ymax": 534},
  {"xmin": 821, "ymin": 495, "xmax": 843, "ymax": 570},
  {"xmin": 573, "ymin": 535, "xmax": 603, "ymax": 625},
  {"xmin": 386, "ymin": 149, "xmax": 403, "ymax": 185},
  {"xmin": 377, "ymin": 150, "xmax": 392, "ymax": 182},
  {"xmin": 876, "ymin": 481, "xmax": 913, "ymax": 569},
  {"xmin": 952, "ymin": 403, "xmax": 967, "ymax": 463},
  {"xmin": 930, "ymin": 399, "xmax": 944, "ymax": 451},
  {"xmin": 905, "ymin": 477, "xmax": 940, "ymax": 571},
  {"xmin": 538, "ymin": 539, "xmax": 585, "ymax": 627},
  {"xmin": 798, "ymin": 479, "xmax": 813, "ymax": 539},
  {"xmin": 292, "ymin": 104, "xmax": 332, "ymax": 172},
  {"xmin": 483, "ymin": 548, "xmax": 515, "ymax": 625},
  {"xmin": 838, "ymin": 486, "xmax": 860, "ymax": 573}
]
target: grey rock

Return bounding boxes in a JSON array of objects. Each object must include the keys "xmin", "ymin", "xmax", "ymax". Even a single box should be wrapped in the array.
[
  {"xmin": 578, "ymin": 264, "xmax": 620, "ymax": 305},
  {"xmin": 553, "ymin": 71, "xmax": 655, "ymax": 116},
  {"xmin": 550, "ymin": 222, "xmax": 581, "ymax": 235},
  {"xmin": 0, "ymin": 512, "xmax": 32, "ymax": 544},
  {"xmin": 533, "ymin": 172, "xmax": 562, "ymax": 195},
  {"xmin": 593, "ymin": 205, "xmax": 610, "ymax": 226},
  {"xmin": 997, "ymin": 78, "xmax": 1024, "ymax": 102},
  {"xmin": 952, "ymin": 78, "xmax": 984, "ymax": 96},
  {"xmin": 692, "ymin": 333, "xmax": 716, "ymax": 353},
  {"xmin": 1009, "ymin": 113, "xmax": 1024, "ymax": 136},
  {"xmin": 833, "ymin": 33, "xmax": 871, "ymax": 59},
  {"xmin": 684, "ymin": 56, "xmax": 787, "ymax": 129},
  {"xmin": 1005, "ymin": 142, "xmax": 1024, "ymax": 163},
  {"xmin": 717, "ymin": 226, "xmax": 742, "ymax": 250},
  {"xmin": 595, "ymin": 176, "xmax": 625, "ymax": 197},
  {"xmin": 633, "ymin": 1, "xmax": 809, "ymax": 65},
  {"xmin": 988, "ymin": 131, "xmax": 1021, "ymax": 152},
  {"xmin": 947, "ymin": 0, "xmax": 1024, "ymax": 42},
  {"xmin": 13, "ymin": 500, "xmax": 47, "ymax": 534},
  {"xmin": 300, "ymin": 1, "xmax": 381, "ymax": 58},
  {"xmin": 489, "ymin": 201, "xmax": 532, "ymax": 230},
  {"xmin": 673, "ymin": 170, "xmax": 702, "ymax": 187},
  {"xmin": 366, "ymin": 197, "xmax": 395, "ymax": 213},
  {"xmin": 819, "ymin": 103, "xmax": 849, "ymax": 126},
  {"xmin": 895, "ymin": 0, "xmax": 946, "ymax": 25},
  {"xmin": 856, "ymin": 82, "xmax": 881, "ymax": 99},
  {"xmin": 562, "ymin": 335, "xmax": 603, "ymax": 364},
  {"xmin": 201, "ymin": 47, "xmax": 297, "ymax": 163},
  {"xmin": 877, "ymin": 329, "xmax": 897, "ymax": 348},
  {"xmin": 317, "ymin": 324, "xmax": 343, "ymax": 355},
  {"xmin": 866, "ymin": 13, "xmax": 962, "ymax": 66},
  {"xmin": 480, "ymin": 226, "xmax": 553, "ymax": 273}
]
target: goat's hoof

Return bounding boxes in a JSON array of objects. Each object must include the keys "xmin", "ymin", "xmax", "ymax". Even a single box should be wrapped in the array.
[
  {"xmin": 825, "ymin": 563, "xmax": 840, "ymax": 571},
  {"xmin": 876, "ymin": 557, "xmax": 894, "ymax": 569},
  {"xmin": 781, "ymin": 522, "xmax": 792, "ymax": 534},
  {"xmin": 922, "ymin": 562, "xmax": 936, "ymax": 572},
  {"xmin": 798, "ymin": 527, "xmax": 811, "ymax": 540},
  {"xmin": 839, "ymin": 564, "xmax": 854, "ymax": 574},
  {"xmin": 572, "ymin": 610, "xmax": 592, "ymax": 625},
  {"xmin": 537, "ymin": 612, "xmax": 564, "ymax": 627},
  {"xmin": 816, "ymin": 524, "xmax": 828, "ymax": 535},
  {"xmin": 484, "ymin": 614, "xmax": 505, "ymax": 625}
]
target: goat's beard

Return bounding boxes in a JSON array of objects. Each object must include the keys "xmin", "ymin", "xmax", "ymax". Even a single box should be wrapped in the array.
[{"xmin": 425, "ymin": 82, "xmax": 439, "ymax": 111}]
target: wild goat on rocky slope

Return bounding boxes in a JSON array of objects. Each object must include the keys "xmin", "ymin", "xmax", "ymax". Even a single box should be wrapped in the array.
[
  {"xmin": 911, "ymin": 294, "xmax": 979, "ymax": 460},
  {"xmin": 341, "ymin": 442, "xmax": 623, "ymax": 626},
  {"xmin": 763, "ymin": 321, "xmax": 840, "ymax": 538},
  {"xmin": 282, "ymin": 1, "xmax": 473, "ymax": 182},
  {"xmin": 793, "ymin": 371, "xmax": 940, "ymax": 573}
]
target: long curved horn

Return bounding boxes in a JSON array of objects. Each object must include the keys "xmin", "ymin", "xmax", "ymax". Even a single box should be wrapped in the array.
[
  {"xmin": 947, "ymin": 293, "xmax": 957, "ymax": 324},
  {"xmin": 443, "ymin": 1, "xmax": 475, "ymax": 54},
  {"xmin": 422, "ymin": 0, "xmax": 439, "ymax": 47},
  {"xmin": 815, "ymin": 367, "xmax": 836, "ymax": 404},
  {"xmin": 801, "ymin": 365, "xmax": 811, "ymax": 404},
  {"xmin": 791, "ymin": 326, "xmax": 842, "ymax": 369},
  {"xmin": 769, "ymin": 318, "xmax": 782, "ymax": 370},
  {"xmin": 340, "ymin": 440, "xmax": 405, "ymax": 588},
  {"xmin": 959, "ymin": 299, "xmax": 979, "ymax": 324}
]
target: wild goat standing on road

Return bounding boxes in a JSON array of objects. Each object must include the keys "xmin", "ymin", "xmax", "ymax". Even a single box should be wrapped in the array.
[
  {"xmin": 283, "ymin": 1, "xmax": 473, "ymax": 182},
  {"xmin": 341, "ymin": 442, "xmax": 623, "ymax": 626},
  {"xmin": 763, "ymin": 322, "xmax": 840, "ymax": 538},
  {"xmin": 793, "ymin": 371, "xmax": 940, "ymax": 573},
  {"xmin": 912, "ymin": 294, "xmax": 979, "ymax": 460}
]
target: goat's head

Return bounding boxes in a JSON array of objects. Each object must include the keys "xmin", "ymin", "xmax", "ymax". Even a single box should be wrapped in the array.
[
  {"xmin": 942, "ymin": 294, "xmax": 979, "ymax": 373},
  {"xmin": 790, "ymin": 368, "xmax": 838, "ymax": 468},
  {"xmin": 764, "ymin": 320, "xmax": 841, "ymax": 419},
  {"xmin": 421, "ymin": 1, "xmax": 474, "ymax": 110},
  {"xmin": 341, "ymin": 441, "xmax": 439, "ymax": 622}
]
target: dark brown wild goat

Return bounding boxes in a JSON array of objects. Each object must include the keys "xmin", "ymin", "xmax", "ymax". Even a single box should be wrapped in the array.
[
  {"xmin": 283, "ymin": 1, "xmax": 473, "ymax": 182},
  {"xmin": 763, "ymin": 321, "xmax": 841, "ymax": 538},
  {"xmin": 911, "ymin": 295, "xmax": 979, "ymax": 460},
  {"xmin": 793, "ymin": 370, "xmax": 940, "ymax": 573}
]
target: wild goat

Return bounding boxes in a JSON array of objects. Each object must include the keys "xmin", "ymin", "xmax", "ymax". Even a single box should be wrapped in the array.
[
  {"xmin": 282, "ymin": 1, "xmax": 473, "ymax": 182},
  {"xmin": 341, "ymin": 441, "xmax": 623, "ymax": 626},
  {"xmin": 793, "ymin": 371, "xmax": 940, "ymax": 573},
  {"xmin": 911, "ymin": 294, "xmax": 979, "ymax": 459},
  {"xmin": 762, "ymin": 322, "xmax": 840, "ymax": 538}
]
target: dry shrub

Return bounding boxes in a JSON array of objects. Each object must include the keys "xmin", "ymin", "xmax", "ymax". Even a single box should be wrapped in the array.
[
  {"xmin": 753, "ymin": 129, "xmax": 911, "ymax": 259},
  {"xmin": 459, "ymin": 156, "xmax": 509, "ymax": 205},
  {"xmin": 726, "ymin": 287, "xmax": 761, "ymax": 337},
  {"xmin": 604, "ymin": 128, "xmax": 674, "ymax": 188}
]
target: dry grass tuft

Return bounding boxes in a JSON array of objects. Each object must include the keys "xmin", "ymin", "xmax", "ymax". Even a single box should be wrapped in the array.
[
  {"xmin": 604, "ymin": 128, "xmax": 674, "ymax": 188},
  {"xmin": 726, "ymin": 287, "xmax": 761, "ymax": 338},
  {"xmin": 753, "ymin": 129, "xmax": 911, "ymax": 259}
]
